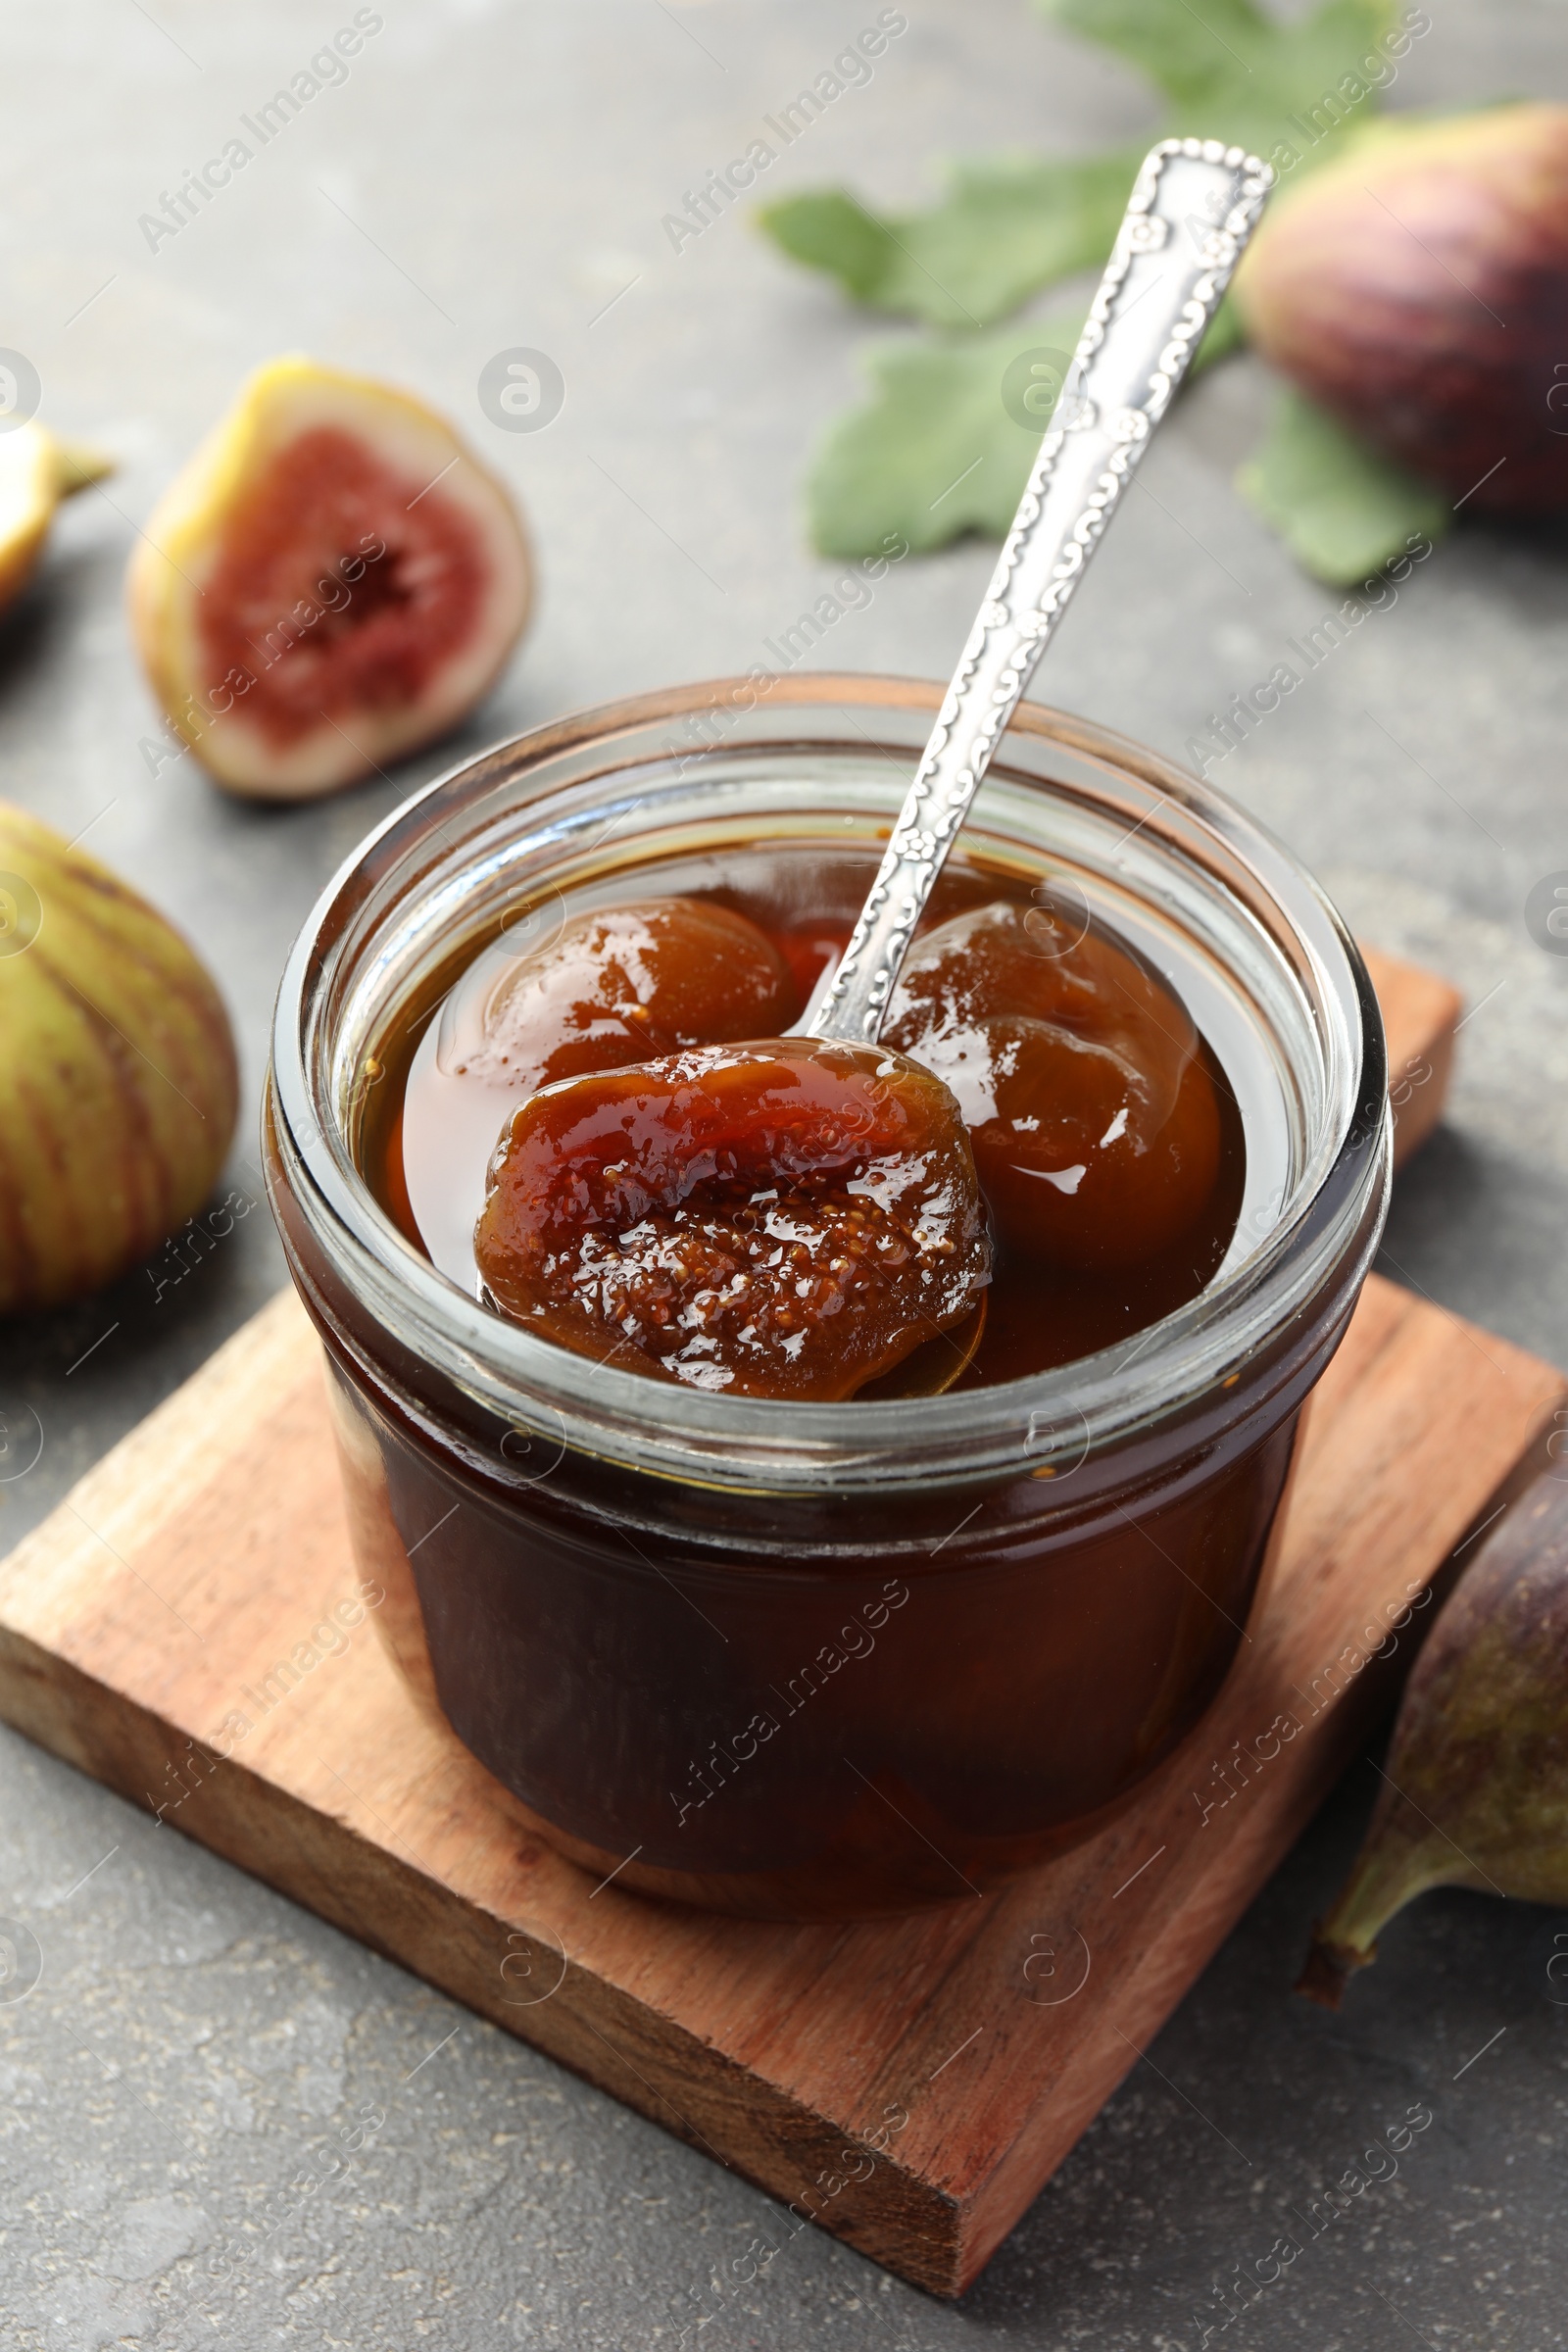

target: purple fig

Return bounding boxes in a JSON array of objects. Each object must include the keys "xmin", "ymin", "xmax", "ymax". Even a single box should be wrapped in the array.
[
  {"xmin": 1299, "ymin": 1474, "xmax": 1568, "ymax": 2007},
  {"xmin": 1236, "ymin": 104, "xmax": 1568, "ymax": 514}
]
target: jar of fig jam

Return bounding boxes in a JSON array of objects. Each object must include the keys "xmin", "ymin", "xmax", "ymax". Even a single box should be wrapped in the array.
[{"xmin": 265, "ymin": 674, "xmax": 1389, "ymax": 1919}]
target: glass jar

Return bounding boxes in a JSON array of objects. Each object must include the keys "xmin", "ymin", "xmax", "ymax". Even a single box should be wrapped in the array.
[{"xmin": 265, "ymin": 673, "xmax": 1389, "ymax": 1920}]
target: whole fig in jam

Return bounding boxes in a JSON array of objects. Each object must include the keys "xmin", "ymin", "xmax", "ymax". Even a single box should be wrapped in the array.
[
  {"xmin": 1237, "ymin": 105, "xmax": 1568, "ymax": 514},
  {"xmin": 0, "ymin": 802, "xmax": 238, "ymax": 1313},
  {"xmin": 884, "ymin": 901, "xmax": 1221, "ymax": 1268},
  {"xmin": 442, "ymin": 899, "xmax": 799, "ymax": 1094}
]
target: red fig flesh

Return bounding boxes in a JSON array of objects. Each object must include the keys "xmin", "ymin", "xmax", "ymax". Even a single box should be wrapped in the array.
[
  {"xmin": 1237, "ymin": 105, "xmax": 1568, "ymax": 514},
  {"xmin": 129, "ymin": 358, "xmax": 532, "ymax": 799},
  {"xmin": 1299, "ymin": 1472, "xmax": 1568, "ymax": 2007}
]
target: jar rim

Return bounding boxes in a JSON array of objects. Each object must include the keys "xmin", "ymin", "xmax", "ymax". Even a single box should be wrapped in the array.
[{"xmin": 268, "ymin": 672, "xmax": 1391, "ymax": 1493}]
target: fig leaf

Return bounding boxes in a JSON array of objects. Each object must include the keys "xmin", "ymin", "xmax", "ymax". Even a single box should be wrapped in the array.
[
  {"xmin": 1237, "ymin": 387, "xmax": 1450, "ymax": 584},
  {"xmin": 758, "ymin": 148, "xmax": 1143, "ymax": 331},
  {"xmin": 759, "ymin": 0, "xmax": 1420, "ymax": 573},
  {"xmin": 1036, "ymin": 0, "xmax": 1402, "ymax": 160},
  {"xmin": 1035, "ymin": 0, "xmax": 1272, "ymax": 109},
  {"xmin": 805, "ymin": 314, "xmax": 1083, "ymax": 559},
  {"xmin": 803, "ymin": 304, "xmax": 1256, "ymax": 558}
]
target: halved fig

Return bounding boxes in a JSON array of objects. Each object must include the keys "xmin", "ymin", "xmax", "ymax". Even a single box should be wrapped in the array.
[
  {"xmin": 473, "ymin": 1038, "xmax": 991, "ymax": 1399},
  {"xmin": 127, "ymin": 357, "xmax": 532, "ymax": 800}
]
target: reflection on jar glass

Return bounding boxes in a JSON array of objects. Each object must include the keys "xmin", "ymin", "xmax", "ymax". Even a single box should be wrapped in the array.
[{"xmin": 265, "ymin": 674, "xmax": 1389, "ymax": 1919}]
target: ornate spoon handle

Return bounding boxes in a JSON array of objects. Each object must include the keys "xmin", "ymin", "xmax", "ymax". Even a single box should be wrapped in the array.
[{"xmin": 811, "ymin": 136, "xmax": 1273, "ymax": 1047}]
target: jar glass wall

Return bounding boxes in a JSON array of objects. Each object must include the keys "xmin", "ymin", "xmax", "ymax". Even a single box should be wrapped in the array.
[{"xmin": 265, "ymin": 674, "xmax": 1390, "ymax": 1918}]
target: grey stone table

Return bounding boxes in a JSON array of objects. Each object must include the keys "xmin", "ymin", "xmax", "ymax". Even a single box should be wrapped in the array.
[{"xmin": 3, "ymin": 2, "xmax": 1568, "ymax": 2343}]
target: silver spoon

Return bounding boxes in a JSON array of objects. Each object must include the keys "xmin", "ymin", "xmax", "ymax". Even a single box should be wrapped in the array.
[
  {"xmin": 812, "ymin": 135, "xmax": 1273, "ymax": 1053},
  {"xmin": 824, "ymin": 136, "xmax": 1272, "ymax": 1396}
]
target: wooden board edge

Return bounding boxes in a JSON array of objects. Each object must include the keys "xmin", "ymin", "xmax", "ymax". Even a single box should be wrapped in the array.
[
  {"xmin": 0, "ymin": 1287, "xmax": 315, "ymax": 1607},
  {"xmin": 950, "ymin": 1628, "xmax": 1413, "ymax": 2289},
  {"xmin": 1358, "ymin": 941, "xmax": 1463, "ymax": 1172},
  {"xmin": 948, "ymin": 1397, "xmax": 1567, "ymax": 2293},
  {"xmin": 0, "ymin": 1614, "xmax": 966, "ymax": 2298}
]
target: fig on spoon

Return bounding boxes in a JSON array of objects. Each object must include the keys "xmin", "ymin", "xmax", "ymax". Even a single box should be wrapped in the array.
[
  {"xmin": 476, "ymin": 140, "xmax": 1273, "ymax": 1400},
  {"xmin": 475, "ymin": 1036, "xmax": 988, "ymax": 1399}
]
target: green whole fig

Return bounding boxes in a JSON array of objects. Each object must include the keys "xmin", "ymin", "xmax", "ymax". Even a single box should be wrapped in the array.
[
  {"xmin": 1300, "ymin": 1472, "xmax": 1568, "ymax": 2006},
  {"xmin": 1237, "ymin": 103, "xmax": 1568, "ymax": 514},
  {"xmin": 0, "ymin": 801, "xmax": 238, "ymax": 1313}
]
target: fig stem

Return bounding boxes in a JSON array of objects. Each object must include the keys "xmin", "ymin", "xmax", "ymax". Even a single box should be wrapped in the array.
[
  {"xmin": 52, "ymin": 439, "xmax": 116, "ymax": 497},
  {"xmin": 1295, "ymin": 1930, "xmax": 1370, "ymax": 2010},
  {"xmin": 1296, "ymin": 1828, "xmax": 1458, "ymax": 2006}
]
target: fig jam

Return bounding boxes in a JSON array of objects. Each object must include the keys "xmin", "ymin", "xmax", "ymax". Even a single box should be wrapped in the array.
[
  {"xmin": 362, "ymin": 842, "xmax": 1246, "ymax": 1392},
  {"xmin": 268, "ymin": 682, "xmax": 1387, "ymax": 1920}
]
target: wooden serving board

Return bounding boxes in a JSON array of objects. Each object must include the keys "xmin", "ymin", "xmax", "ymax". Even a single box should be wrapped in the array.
[
  {"xmin": 0, "ymin": 951, "xmax": 1544, "ymax": 2301},
  {"xmin": 1359, "ymin": 942, "xmax": 1461, "ymax": 1171}
]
